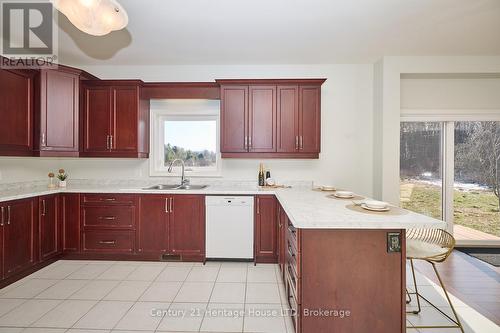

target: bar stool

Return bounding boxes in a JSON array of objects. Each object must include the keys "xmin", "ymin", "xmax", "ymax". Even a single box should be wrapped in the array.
[{"xmin": 406, "ymin": 228, "xmax": 464, "ymax": 333}]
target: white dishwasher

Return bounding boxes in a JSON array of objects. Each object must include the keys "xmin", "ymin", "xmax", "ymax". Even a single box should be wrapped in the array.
[{"xmin": 205, "ymin": 196, "xmax": 254, "ymax": 259}]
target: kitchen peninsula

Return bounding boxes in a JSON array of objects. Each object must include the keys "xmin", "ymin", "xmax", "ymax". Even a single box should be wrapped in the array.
[{"xmin": 0, "ymin": 181, "xmax": 444, "ymax": 333}]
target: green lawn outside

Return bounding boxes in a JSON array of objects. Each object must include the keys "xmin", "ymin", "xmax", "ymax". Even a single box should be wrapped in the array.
[{"xmin": 400, "ymin": 181, "xmax": 500, "ymax": 237}]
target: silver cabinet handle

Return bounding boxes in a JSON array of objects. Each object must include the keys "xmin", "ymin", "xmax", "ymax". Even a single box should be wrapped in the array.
[
  {"xmin": 7, "ymin": 206, "xmax": 11, "ymax": 225},
  {"xmin": 99, "ymin": 240, "xmax": 116, "ymax": 245},
  {"xmin": 41, "ymin": 133, "xmax": 46, "ymax": 146},
  {"xmin": 106, "ymin": 135, "xmax": 109, "ymax": 150},
  {"xmin": 165, "ymin": 198, "xmax": 169, "ymax": 213},
  {"xmin": 248, "ymin": 136, "xmax": 252, "ymax": 149},
  {"xmin": 295, "ymin": 136, "xmax": 299, "ymax": 150},
  {"xmin": 98, "ymin": 216, "xmax": 116, "ymax": 221},
  {"xmin": 299, "ymin": 136, "xmax": 303, "ymax": 150},
  {"xmin": 244, "ymin": 136, "xmax": 248, "ymax": 150},
  {"xmin": 102, "ymin": 197, "xmax": 116, "ymax": 202},
  {"xmin": 1, "ymin": 207, "xmax": 4, "ymax": 226},
  {"xmin": 41, "ymin": 199, "xmax": 46, "ymax": 216},
  {"xmin": 110, "ymin": 135, "xmax": 113, "ymax": 150},
  {"xmin": 170, "ymin": 197, "xmax": 173, "ymax": 213},
  {"xmin": 256, "ymin": 198, "xmax": 260, "ymax": 214}
]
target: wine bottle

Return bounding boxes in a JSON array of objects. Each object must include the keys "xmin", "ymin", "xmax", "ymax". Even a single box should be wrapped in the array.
[{"xmin": 258, "ymin": 163, "xmax": 265, "ymax": 186}]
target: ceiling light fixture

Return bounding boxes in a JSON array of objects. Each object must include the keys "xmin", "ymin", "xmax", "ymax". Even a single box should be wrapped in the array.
[{"xmin": 51, "ymin": 0, "xmax": 129, "ymax": 36}]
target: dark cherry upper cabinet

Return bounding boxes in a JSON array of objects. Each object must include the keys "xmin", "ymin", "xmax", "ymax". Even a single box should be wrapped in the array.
[
  {"xmin": 34, "ymin": 69, "xmax": 80, "ymax": 156},
  {"xmin": 249, "ymin": 86, "xmax": 276, "ymax": 153},
  {"xmin": 220, "ymin": 86, "xmax": 248, "ymax": 153},
  {"xmin": 39, "ymin": 194, "xmax": 60, "ymax": 261},
  {"xmin": 299, "ymin": 86, "xmax": 321, "ymax": 154},
  {"xmin": 217, "ymin": 79, "xmax": 325, "ymax": 158},
  {"xmin": 82, "ymin": 80, "xmax": 150, "ymax": 158},
  {"xmin": 255, "ymin": 195, "xmax": 278, "ymax": 263},
  {"xmin": 0, "ymin": 198, "xmax": 36, "ymax": 278},
  {"xmin": 59, "ymin": 193, "xmax": 80, "ymax": 253},
  {"xmin": 277, "ymin": 86, "xmax": 299, "ymax": 153},
  {"xmin": 0, "ymin": 68, "xmax": 34, "ymax": 156},
  {"xmin": 168, "ymin": 195, "xmax": 205, "ymax": 259},
  {"xmin": 138, "ymin": 195, "xmax": 169, "ymax": 254}
]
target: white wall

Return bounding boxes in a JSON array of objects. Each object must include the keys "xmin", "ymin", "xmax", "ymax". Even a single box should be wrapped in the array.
[{"xmin": 0, "ymin": 64, "xmax": 375, "ymax": 197}]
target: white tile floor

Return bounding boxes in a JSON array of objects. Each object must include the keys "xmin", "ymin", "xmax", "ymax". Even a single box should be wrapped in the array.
[{"xmin": 0, "ymin": 260, "xmax": 496, "ymax": 333}]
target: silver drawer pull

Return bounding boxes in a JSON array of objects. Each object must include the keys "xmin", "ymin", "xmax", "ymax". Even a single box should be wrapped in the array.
[
  {"xmin": 99, "ymin": 240, "xmax": 116, "ymax": 245},
  {"xmin": 102, "ymin": 198, "xmax": 116, "ymax": 201},
  {"xmin": 98, "ymin": 216, "xmax": 117, "ymax": 220}
]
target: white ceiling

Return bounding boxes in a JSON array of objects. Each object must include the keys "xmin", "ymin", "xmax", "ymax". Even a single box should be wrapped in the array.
[{"xmin": 56, "ymin": 0, "xmax": 500, "ymax": 65}]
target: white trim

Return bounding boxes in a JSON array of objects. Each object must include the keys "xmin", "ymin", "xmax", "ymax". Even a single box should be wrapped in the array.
[
  {"xmin": 443, "ymin": 121, "xmax": 455, "ymax": 233},
  {"xmin": 149, "ymin": 99, "xmax": 222, "ymax": 178},
  {"xmin": 401, "ymin": 109, "xmax": 500, "ymax": 122}
]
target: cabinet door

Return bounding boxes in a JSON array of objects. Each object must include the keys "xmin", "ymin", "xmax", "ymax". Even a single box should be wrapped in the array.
[
  {"xmin": 168, "ymin": 195, "xmax": 205, "ymax": 257},
  {"xmin": 221, "ymin": 86, "xmax": 248, "ymax": 153},
  {"xmin": 3, "ymin": 198, "xmax": 36, "ymax": 277},
  {"xmin": 255, "ymin": 195, "xmax": 278, "ymax": 263},
  {"xmin": 299, "ymin": 86, "xmax": 321, "ymax": 153},
  {"xmin": 138, "ymin": 195, "xmax": 168, "ymax": 253},
  {"xmin": 39, "ymin": 70, "xmax": 79, "ymax": 153},
  {"xmin": 112, "ymin": 86, "xmax": 138, "ymax": 152},
  {"xmin": 277, "ymin": 86, "xmax": 299, "ymax": 153},
  {"xmin": 39, "ymin": 195, "xmax": 59, "ymax": 261},
  {"xmin": 59, "ymin": 193, "xmax": 80, "ymax": 253},
  {"xmin": 249, "ymin": 86, "xmax": 276, "ymax": 152},
  {"xmin": 0, "ymin": 69, "xmax": 33, "ymax": 155},
  {"xmin": 84, "ymin": 86, "xmax": 111, "ymax": 152}
]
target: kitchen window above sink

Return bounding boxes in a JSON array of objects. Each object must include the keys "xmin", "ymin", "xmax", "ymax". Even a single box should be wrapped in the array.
[{"xmin": 150, "ymin": 99, "xmax": 221, "ymax": 177}]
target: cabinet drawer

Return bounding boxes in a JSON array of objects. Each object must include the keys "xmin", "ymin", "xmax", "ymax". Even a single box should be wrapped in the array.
[
  {"xmin": 286, "ymin": 262, "xmax": 298, "ymax": 298},
  {"xmin": 287, "ymin": 239, "xmax": 299, "ymax": 274},
  {"xmin": 82, "ymin": 206, "xmax": 135, "ymax": 229},
  {"xmin": 287, "ymin": 220, "xmax": 298, "ymax": 251},
  {"xmin": 82, "ymin": 194, "xmax": 136, "ymax": 205},
  {"xmin": 82, "ymin": 230, "xmax": 135, "ymax": 253}
]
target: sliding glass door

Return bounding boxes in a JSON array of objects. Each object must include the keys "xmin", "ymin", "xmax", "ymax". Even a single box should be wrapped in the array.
[
  {"xmin": 400, "ymin": 121, "xmax": 500, "ymax": 246},
  {"xmin": 400, "ymin": 122, "xmax": 443, "ymax": 220}
]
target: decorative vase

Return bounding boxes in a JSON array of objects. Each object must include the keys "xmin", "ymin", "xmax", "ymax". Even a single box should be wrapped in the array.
[
  {"xmin": 48, "ymin": 177, "xmax": 56, "ymax": 189},
  {"xmin": 59, "ymin": 180, "xmax": 67, "ymax": 188}
]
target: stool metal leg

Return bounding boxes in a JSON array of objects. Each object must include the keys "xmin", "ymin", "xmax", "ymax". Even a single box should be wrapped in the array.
[
  {"xmin": 406, "ymin": 259, "xmax": 422, "ymax": 314},
  {"xmin": 430, "ymin": 262, "xmax": 465, "ymax": 333},
  {"xmin": 406, "ymin": 260, "xmax": 465, "ymax": 333}
]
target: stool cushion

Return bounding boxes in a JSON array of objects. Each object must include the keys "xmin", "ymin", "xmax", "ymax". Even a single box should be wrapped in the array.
[{"xmin": 407, "ymin": 239, "xmax": 448, "ymax": 259}]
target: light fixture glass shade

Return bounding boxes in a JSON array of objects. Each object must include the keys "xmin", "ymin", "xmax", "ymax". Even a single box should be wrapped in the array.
[{"xmin": 51, "ymin": 0, "xmax": 128, "ymax": 36}]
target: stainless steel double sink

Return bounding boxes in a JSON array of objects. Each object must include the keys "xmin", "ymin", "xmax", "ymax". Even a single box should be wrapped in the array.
[{"xmin": 143, "ymin": 184, "xmax": 208, "ymax": 190}]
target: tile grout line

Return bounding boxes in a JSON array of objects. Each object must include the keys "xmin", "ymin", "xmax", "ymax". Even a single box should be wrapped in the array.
[{"xmin": 154, "ymin": 262, "xmax": 195, "ymax": 332}]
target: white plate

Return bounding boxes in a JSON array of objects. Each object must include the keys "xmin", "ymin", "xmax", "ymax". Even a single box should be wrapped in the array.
[
  {"xmin": 361, "ymin": 203, "xmax": 390, "ymax": 212},
  {"xmin": 334, "ymin": 191, "xmax": 354, "ymax": 198},
  {"xmin": 320, "ymin": 186, "xmax": 336, "ymax": 191}
]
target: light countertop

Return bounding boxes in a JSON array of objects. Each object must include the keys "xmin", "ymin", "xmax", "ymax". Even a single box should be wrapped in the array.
[{"xmin": 0, "ymin": 182, "xmax": 445, "ymax": 230}]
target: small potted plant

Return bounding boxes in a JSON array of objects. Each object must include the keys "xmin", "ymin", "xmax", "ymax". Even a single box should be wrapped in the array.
[
  {"xmin": 48, "ymin": 172, "xmax": 56, "ymax": 189},
  {"xmin": 57, "ymin": 169, "xmax": 68, "ymax": 187}
]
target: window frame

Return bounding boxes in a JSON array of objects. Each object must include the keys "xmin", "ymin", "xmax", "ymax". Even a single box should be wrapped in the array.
[{"xmin": 150, "ymin": 101, "xmax": 221, "ymax": 177}]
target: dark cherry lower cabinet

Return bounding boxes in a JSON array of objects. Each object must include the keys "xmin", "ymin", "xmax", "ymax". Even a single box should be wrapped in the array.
[
  {"xmin": 168, "ymin": 195, "xmax": 205, "ymax": 259},
  {"xmin": 254, "ymin": 195, "xmax": 278, "ymax": 263},
  {"xmin": 0, "ymin": 198, "xmax": 36, "ymax": 279},
  {"xmin": 59, "ymin": 193, "xmax": 80, "ymax": 253},
  {"xmin": 39, "ymin": 195, "xmax": 61, "ymax": 261},
  {"xmin": 285, "ymin": 226, "xmax": 406, "ymax": 333},
  {"xmin": 138, "ymin": 195, "xmax": 205, "ymax": 261},
  {"xmin": 138, "ymin": 195, "xmax": 169, "ymax": 254}
]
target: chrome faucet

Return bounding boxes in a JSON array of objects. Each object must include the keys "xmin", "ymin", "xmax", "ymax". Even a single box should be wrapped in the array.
[{"xmin": 168, "ymin": 159, "xmax": 190, "ymax": 186}]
